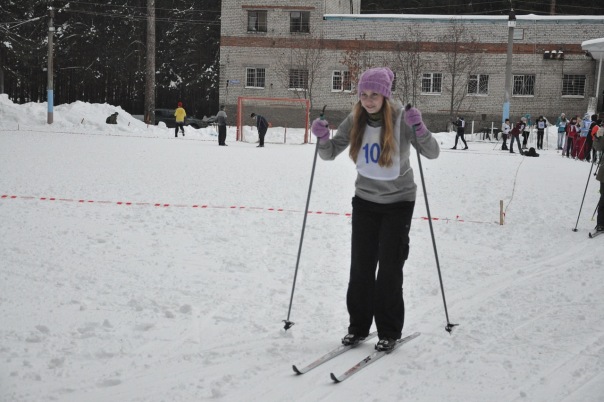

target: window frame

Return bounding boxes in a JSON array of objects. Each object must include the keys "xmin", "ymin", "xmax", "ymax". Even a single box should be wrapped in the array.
[
  {"xmin": 245, "ymin": 67, "xmax": 266, "ymax": 89},
  {"xmin": 421, "ymin": 72, "xmax": 442, "ymax": 94},
  {"xmin": 561, "ymin": 74, "xmax": 586, "ymax": 97},
  {"xmin": 247, "ymin": 10, "xmax": 267, "ymax": 33},
  {"xmin": 290, "ymin": 11, "xmax": 310, "ymax": 34},
  {"xmin": 467, "ymin": 74, "xmax": 489, "ymax": 96},
  {"xmin": 289, "ymin": 68, "xmax": 309, "ymax": 91},
  {"xmin": 512, "ymin": 74, "xmax": 535, "ymax": 97},
  {"xmin": 331, "ymin": 70, "xmax": 352, "ymax": 92}
]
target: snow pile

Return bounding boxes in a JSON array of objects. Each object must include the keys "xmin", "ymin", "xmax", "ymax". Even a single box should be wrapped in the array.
[{"xmin": 1, "ymin": 96, "xmax": 603, "ymax": 401}]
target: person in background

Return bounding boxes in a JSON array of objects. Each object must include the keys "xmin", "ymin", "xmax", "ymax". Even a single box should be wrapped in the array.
[
  {"xmin": 452, "ymin": 116, "xmax": 468, "ymax": 150},
  {"xmin": 250, "ymin": 112, "xmax": 268, "ymax": 147},
  {"xmin": 535, "ymin": 115, "xmax": 547, "ymax": 150},
  {"xmin": 585, "ymin": 114, "xmax": 598, "ymax": 162},
  {"xmin": 174, "ymin": 102, "xmax": 186, "ymax": 137},
  {"xmin": 501, "ymin": 118, "xmax": 511, "ymax": 151},
  {"xmin": 555, "ymin": 112, "xmax": 568, "ymax": 150},
  {"xmin": 310, "ymin": 67, "xmax": 440, "ymax": 352},
  {"xmin": 216, "ymin": 104, "xmax": 228, "ymax": 146},
  {"xmin": 521, "ymin": 113, "xmax": 532, "ymax": 149},
  {"xmin": 592, "ymin": 125, "xmax": 604, "ymax": 235},
  {"xmin": 509, "ymin": 117, "xmax": 526, "ymax": 155},
  {"xmin": 105, "ymin": 112, "xmax": 118, "ymax": 124},
  {"xmin": 591, "ymin": 119, "xmax": 603, "ymax": 164},
  {"xmin": 565, "ymin": 116, "xmax": 579, "ymax": 158}
]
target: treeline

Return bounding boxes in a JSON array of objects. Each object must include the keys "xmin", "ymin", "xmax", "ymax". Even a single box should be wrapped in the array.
[
  {"xmin": 0, "ymin": 0, "xmax": 221, "ymax": 118},
  {"xmin": 362, "ymin": 0, "xmax": 604, "ymax": 16}
]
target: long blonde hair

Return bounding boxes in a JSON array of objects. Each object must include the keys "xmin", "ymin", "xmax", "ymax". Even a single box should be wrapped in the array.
[{"xmin": 348, "ymin": 100, "xmax": 396, "ymax": 167}]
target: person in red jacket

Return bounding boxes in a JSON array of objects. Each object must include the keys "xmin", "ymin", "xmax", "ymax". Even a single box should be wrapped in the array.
[
  {"xmin": 509, "ymin": 117, "xmax": 526, "ymax": 155},
  {"xmin": 565, "ymin": 116, "xmax": 579, "ymax": 158}
]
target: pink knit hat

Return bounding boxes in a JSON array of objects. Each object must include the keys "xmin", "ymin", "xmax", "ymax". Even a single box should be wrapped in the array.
[{"xmin": 358, "ymin": 67, "xmax": 394, "ymax": 99}]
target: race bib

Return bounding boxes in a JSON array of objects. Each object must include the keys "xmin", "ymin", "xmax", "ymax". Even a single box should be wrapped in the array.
[{"xmin": 356, "ymin": 113, "xmax": 401, "ymax": 181}]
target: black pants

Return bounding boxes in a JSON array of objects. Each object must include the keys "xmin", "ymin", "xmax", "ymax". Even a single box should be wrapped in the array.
[
  {"xmin": 347, "ymin": 196, "xmax": 414, "ymax": 340},
  {"xmin": 537, "ymin": 130, "xmax": 544, "ymax": 149},
  {"xmin": 175, "ymin": 122, "xmax": 185, "ymax": 137},
  {"xmin": 259, "ymin": 129, "xmax": 267, "ymax": 146},
  {"xmin": 218, "ymin": 125, "xmax": 226, "ymax": 145},
  {"xmin": 522, "ymin": 131, "xmax": 530, "ymax": 147},
  {"xmin": 501, "ymin": 134, "xmax": 508, "ymax": 150},
  {"xmin": 454, "ymin": 131, "xmax": 467, "ymax": 148},
  {"xmin": 566, "ymin": 137, "xmax": 574, "ymax": 157},
  {"xmin": 510, "ymin": 135, "xmax": 522, "ymax": 153}
]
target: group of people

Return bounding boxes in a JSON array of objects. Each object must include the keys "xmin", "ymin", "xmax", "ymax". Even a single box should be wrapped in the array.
[
  {"xmin": 170, "ymin": 102, "xmax": 269, "ymax": 147},
  {"xmin": 555, "ymin": 112, "xmax": 603, "ymax": 162}
]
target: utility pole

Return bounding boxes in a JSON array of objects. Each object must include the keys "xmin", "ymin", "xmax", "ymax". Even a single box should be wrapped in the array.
[
  {"xmin": 144, "ymin": 0, "xmax": 156, "ymax": 124},
  {"xmin": 502, "ymin": 9, "xmax": 516, "ymax": 125},
  {"xmin": 47, "ymin": 6, "xmax": 55, "ymax": 124}
]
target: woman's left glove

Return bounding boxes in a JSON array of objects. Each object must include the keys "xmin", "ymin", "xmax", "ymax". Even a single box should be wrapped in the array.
[
  {"xmin": 404, "ymin": 107, "xmax": 428, "ymax": 137},
  {"xmin": 311, "ymin": 118, "xmax": 330, "ymax": 141}
]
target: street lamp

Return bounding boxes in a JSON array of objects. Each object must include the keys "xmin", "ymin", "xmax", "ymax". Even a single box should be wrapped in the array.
[{"xmin": 502, "ymin": 9, "xmax": 516, "ymax": 125}]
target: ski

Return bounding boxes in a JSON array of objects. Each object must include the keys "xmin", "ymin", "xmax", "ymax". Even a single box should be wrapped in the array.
[
  {"xmin": 292, "ymin": 331, "xmax": 377, "ymax": 375},
  {"xmin": 589, "ymin": 230, "xmax": 603, "ymax": 238},
  {"xmin": 330, "ymin": 332, "xmax": 420, "ymax": 383}
]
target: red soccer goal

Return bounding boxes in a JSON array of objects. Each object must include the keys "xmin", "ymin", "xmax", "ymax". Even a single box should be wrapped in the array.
[{"xmin": 236, "ymin": 96, "xmax": 310, "ymax": 144}]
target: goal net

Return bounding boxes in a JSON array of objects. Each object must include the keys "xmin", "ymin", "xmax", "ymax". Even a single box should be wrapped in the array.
[{"xmin": 236, "ymin": 97, "xmax": 310, "ymax": 144}]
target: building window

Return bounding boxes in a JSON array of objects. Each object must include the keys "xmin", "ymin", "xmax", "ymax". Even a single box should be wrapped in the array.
[
  {"xmin": 468, "ymin": 74, "xmax": 489, "ymax": 95},
  {"xmin": 289, "ymin": 69, "xmax": 308, "ymax": 90},
  {"xmin": 562, "ymin": 74, "xmax": 586, "ymax": 96},
  {"xmin": 247, "ymin": 11, "xmax": 267, "ymax": 32},
  {"xmin": 290, "ymin": 11, "xmax": 310, "ymax": 33},
  {"xmin": 421, "ymin": 73, "xmax": 442, "ymax": 94},
  {"xmin": 332, "ymin": 71, "xmax": 352, "ymax": 92},
  {"xmin": 512, "ymin": 74, "xmax": 535, "ymax": 96},
  {"xmin": 246, "ymin": 68, "xmax": 265, "ymax": 88}
]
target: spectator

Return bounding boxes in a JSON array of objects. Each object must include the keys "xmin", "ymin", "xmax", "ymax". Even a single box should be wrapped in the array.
[
  {"xmin": 509, "ymin": 117, "xmax": 526, "ymax": 155},
  {"xmin": 535, "ymin": 115, "xmax": 547, "ymax": 150},
  {"xmin": 592, "ymin": 125, "xmax": 604, "ymax": 235},
  {"xmin": 105, "ymin": 112, "xmax": 118, "ymax": 124},
  {"xmin": 501, "ymin": 118, "xmax": 511, "ymax": 151},
  {"xmin": 522, "ymin": 113, "xmax": 532, "ymax": 149},
  {"xmin": 174, "ymin": 102, "xmax": 186, "ymax": 137},
  {"xmin": 565, "ymin": 116, "xmax": 580, "ymax": 158},
  {"xmin": 555, "ymin": 112, "xmax": 568, "ymax": 150},
  {"xmin": 216, "ymin": 105, "xmax": 228, "ymax": 146},
  {"xmin": 250, "ymin": 112, "xmax": 268, "ymax": 147}
]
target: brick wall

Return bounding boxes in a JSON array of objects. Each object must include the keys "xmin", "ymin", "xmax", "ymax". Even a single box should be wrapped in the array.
[{"xmin": 220, "ymin": 2, "xmax": 604, "ymax": 128}]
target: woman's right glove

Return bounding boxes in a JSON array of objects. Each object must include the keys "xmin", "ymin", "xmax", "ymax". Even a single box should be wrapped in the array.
[{"xmin": 311, "ymin": 118, "xmax": 330, "ymax": 141}]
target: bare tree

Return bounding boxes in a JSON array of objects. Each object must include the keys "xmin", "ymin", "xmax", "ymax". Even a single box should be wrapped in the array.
[
  {"xmin": 389, "ymin": 27, "xmax": 425, "ymax": 107},
  {"xmin": 339, "ymin": 34, "xmax": 373, "ymax": 95},
  {"xmin": 273, "ymin": 32, "xmax": 327, "ymax": 111},
  {"xmin": 438, "ymin": 19, "xmax": 484, "ymax": 119}
]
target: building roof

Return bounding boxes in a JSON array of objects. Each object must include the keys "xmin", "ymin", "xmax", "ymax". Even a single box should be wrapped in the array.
[
  {"xmin": 582, "ymin": 37, "xmax": 604, "ymax": 60},
  {"xmin": 324, "ymin": 13, "xmax": 604, "ymax": 25}
]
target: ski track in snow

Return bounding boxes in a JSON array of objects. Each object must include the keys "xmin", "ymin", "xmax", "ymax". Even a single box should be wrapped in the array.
[{"xmin": 1, "ymin": 100, "xmax": 603, "ymax": 401}]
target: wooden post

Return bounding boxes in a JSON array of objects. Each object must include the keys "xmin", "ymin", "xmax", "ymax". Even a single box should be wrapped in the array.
[{"xmin": 500, "ymin": 200, "xmax": 504, "ymax": 225}]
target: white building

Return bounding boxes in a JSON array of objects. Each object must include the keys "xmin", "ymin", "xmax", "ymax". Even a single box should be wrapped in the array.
[{"xmin": 219, "ymin": 0, "xmax": 604, "ymax": 128}]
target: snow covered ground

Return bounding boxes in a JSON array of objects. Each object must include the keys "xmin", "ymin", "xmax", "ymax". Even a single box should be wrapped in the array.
[{"xmin": 1, "ymin": 94, "xmax": 603, "ymax": 401}]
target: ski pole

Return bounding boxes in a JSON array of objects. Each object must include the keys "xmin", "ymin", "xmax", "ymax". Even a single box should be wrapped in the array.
[
  {"xmin": 572, "ymin": 158, "xmax": 596, "ymax": 232},
  {"xmin": 283, "ymin": 105, "xmax": 327, "ymax": 331},
  {"xmin": 406, "ymin": 104, "xmax": 458, "ymax": 334}
]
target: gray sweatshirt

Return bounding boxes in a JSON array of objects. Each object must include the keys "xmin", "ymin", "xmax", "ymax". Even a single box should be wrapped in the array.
[
  {"xmin": 318, "ymin": 103, "xmax": 440, "ymax": 204},
  {"xmin": 215, "ymin": 110, "xmax": 227, "ymax": 126}
]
